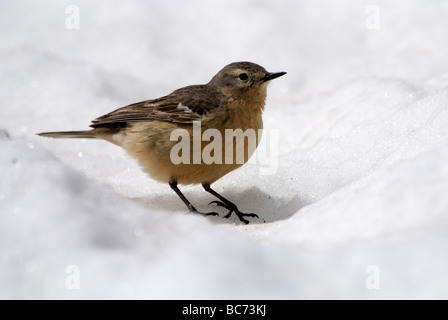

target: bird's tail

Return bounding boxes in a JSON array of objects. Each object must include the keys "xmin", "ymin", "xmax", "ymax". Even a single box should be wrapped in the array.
[{"xmin": 37, "ymin": 130, "xmax": 97, "ymax": 139}]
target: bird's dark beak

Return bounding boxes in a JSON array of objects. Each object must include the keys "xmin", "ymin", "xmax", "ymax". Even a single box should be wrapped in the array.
[{"xmin": 263, "ymin": 71, "xmax": 287, "ymax": 82}]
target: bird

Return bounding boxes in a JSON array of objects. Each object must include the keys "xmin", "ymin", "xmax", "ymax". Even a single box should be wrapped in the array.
[{"xmin": 38, "ymin": 61, "xmax": 286, "ymax": 224}]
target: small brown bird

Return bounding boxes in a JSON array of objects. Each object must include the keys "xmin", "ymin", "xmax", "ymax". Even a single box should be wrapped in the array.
[{"xmin": 38, "ymin": 62, "xmax": 286, "ymax": 224}]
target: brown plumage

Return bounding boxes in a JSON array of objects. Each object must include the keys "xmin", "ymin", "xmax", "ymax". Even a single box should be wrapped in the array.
[{"xmin": 38, "ymin": 61, "xmax": 286, "ymax": 224}]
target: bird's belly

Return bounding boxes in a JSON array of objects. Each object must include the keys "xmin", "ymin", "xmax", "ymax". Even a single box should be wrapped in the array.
[{"xmin": 122, "ymin": 111, "xmax": 263, "ymax": 185}]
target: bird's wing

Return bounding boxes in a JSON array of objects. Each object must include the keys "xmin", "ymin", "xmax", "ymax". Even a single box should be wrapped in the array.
[{"xmin": 90, "ymin": 85, "xmax": 223, "ymax": 128}]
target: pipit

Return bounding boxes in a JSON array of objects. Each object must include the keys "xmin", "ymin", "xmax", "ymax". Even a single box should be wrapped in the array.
[{"xmin": 38, "ymin": 61, "xmax": 286, "ymax": 224}]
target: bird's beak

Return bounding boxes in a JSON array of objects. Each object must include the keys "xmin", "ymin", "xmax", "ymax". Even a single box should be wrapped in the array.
[{"xmin": 263, "ymin": 71, "xmax": 287, "ymax": 82}]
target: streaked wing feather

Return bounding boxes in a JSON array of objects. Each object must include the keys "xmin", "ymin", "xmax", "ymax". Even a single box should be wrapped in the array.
[{"xmin": 90, "ymin": 85, "xmax": 222, "ymax": 128}]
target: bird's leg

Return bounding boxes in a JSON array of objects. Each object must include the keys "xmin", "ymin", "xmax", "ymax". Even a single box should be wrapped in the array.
[
  {"xmin": 202, "ymin": 183, "xmax": 258, "ymax": 224},
  {"xmin": 169, "ymin": 179, "xmax": 219, "ymax": 217}
]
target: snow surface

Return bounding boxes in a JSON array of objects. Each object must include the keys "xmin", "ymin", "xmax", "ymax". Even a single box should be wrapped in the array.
[{"xmin": 1, "ymin": 0, "xmax": 448, "ymax": 299}]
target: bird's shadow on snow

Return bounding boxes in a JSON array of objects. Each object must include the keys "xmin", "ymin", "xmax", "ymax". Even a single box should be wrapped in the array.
[{"xmin": 135, "ymin": 187, "xmax": 304, "ymax": 225}]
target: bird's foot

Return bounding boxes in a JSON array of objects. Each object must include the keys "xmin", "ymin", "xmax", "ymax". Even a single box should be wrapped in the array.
[
  {"xmin": 209, "ymin": 201, "xmax": 258, "ymax": 224},
  {"xmin": 189, "ymin": 208, "xmax": 219, "ymax": 217}
]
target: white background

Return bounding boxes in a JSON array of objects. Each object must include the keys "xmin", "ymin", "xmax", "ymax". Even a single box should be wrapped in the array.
[{"xmin": 1, "ymin": 0, "xmax": 448, "ymax": 299}]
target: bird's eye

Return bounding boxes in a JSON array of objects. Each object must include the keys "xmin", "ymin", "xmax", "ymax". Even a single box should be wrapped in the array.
[{"xmin": 238, "ymin": 73, "xmax": 249, "ymax": 81}]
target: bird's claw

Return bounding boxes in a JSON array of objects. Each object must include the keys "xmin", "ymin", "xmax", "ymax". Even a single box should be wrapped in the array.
[
  {"xmin": 209, "ymin": 201, "xmax": 258, "ymax": 224},
  {"xmin": 190, "ymin": 209, "xmax": 219, "ymax": 217},
  {"xmin": 209, "ymin": 200, "xmax": 227, "ymax": 208}
]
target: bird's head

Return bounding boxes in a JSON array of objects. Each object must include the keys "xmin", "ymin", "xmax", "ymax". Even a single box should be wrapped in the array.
[{"xmin": 208, "ymin": 61, "xmax": 286, "ymax": 100}]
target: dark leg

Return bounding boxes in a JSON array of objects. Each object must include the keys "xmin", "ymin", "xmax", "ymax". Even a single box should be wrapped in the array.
[
  {"xmin": 202, "ymin": 183, "xmax": 258, "ymax": 224},
  {"xmin": 169, "ymin": 179, "xmax": 219, "ymax": 217}
]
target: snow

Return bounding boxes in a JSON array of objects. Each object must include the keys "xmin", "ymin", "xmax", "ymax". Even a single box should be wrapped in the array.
[{"xmin": 1, "ymin": 0, "xmax": 448, "ymax": 299}]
